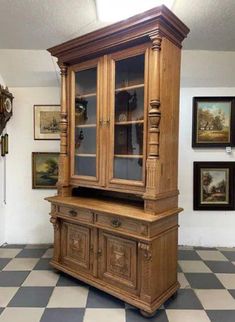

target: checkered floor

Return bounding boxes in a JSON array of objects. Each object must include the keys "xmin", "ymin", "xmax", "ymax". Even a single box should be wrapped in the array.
[{"xmin": 0, "ymin": 245, "xmax": 235, "ymax": 322}]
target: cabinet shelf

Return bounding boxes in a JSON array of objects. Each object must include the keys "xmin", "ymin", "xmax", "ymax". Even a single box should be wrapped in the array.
[
  {"xmin": 115, "ymin": 120, "xmax": 144, "ymax": 125},
  {"xmin": 114, "ymin": 154, "xmax": 143, "ymax": 159},
  {"xmin": 76, "ymin": 124, "xmax": 96, "ymax": 128},
  {"xmin": 76, "ymin": 93, "xmax": 96, "ymax": 98},
  {"xmin": 75, "ymin": 154, "xmax": 96, "ymax": 157},
  {"xmin": 115, "ymin": 83, "xmax": 144, "ymax": 92}
]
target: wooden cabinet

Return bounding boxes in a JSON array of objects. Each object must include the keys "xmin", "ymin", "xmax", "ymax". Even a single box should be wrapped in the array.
[
  {"xmin": 98, "ymin": 231, "xmax": 138, "ymax": 294},
  {"xmin": 46, "ymin": 5, "xmax": 189, "ymax": 317}
]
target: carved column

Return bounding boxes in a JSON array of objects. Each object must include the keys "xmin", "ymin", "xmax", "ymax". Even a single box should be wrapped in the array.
[
  {"xmin": 57, "ymin": 63, "xmax": 71, "ymax": 196},
  {"xmin": 139, "ymin": 242, "xmax": 152, "ymax": 303},
  {"xmin": 144, "ymin": 32, "xmax": 162, "ymax": 206},
  {"xmin": 50, "ymin": 216, "xmax": 61, "ymax": 262}
]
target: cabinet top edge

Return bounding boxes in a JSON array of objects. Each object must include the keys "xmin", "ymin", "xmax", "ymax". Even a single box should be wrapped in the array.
[
  {"xmin": 47, "ymin": 5, "xmax": 189, "ymax": 64},
  {"xmin": 45, "ymin": 195, "xmax": 182, "ymax": 222}
]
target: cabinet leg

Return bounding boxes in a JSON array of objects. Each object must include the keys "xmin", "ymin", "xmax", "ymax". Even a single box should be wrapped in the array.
[
  {"xmin": 140, "ymin": 309, "xmax": 156, "ymax": 318},
  {"xmin": 171, "ymin": 290, "xmax": 178, "ymax": 300}
]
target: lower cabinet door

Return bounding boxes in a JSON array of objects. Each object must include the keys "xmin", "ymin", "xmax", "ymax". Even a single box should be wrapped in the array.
[
  {"xmin": 61, "ymin": 221, "xmax": 93, "ymax": 275},
  {"xmin": 98, "ymin": 230, "xmax": 139, "ymax": 294}
]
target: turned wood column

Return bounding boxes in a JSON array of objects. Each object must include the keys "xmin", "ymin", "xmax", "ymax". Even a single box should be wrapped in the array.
[
  {"xmin": 144, "ymin": 32, "xmax": 162, "ymax": 207},
  {"xmin": 57, "ymin": 63, "xmax": 71, "ymax": 196}
]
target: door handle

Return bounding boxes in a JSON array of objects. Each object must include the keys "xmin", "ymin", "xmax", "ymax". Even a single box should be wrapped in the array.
[{"xmin": 69, "ymin": 210, "xmax": 77, "ymax": 217}]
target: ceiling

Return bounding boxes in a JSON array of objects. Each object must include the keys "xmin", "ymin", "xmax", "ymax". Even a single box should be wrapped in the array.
[
  {"xmin": 0, "ymin": 0, "xmax": 235, "ymax": 87},
  {"xmin": 0, "ymin": 0, "xmax": 234, "ymax": 50}
]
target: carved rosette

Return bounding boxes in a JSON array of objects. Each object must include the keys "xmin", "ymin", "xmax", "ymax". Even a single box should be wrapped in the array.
[
  {"xmin": 139, "ymin": 243, "xmax": 152, "ymax": 261},
  {"xmin": 50, "ymin": 217, "xmax": 59, "ymax": 231}
]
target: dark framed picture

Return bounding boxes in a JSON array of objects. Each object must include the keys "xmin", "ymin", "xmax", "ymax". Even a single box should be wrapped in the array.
[
  {"xmin": 192, "ymin": 97, "xmax": 235, "ymax": 147},
  {"xmin": 32, "ymin": 152, "xmax": 59, "ymax": 189},
  {"xmin": 193, "ymin": 162, "xmax": 235, "ymax": 210},
  {"xmin": 34, "ymin": 105, "xmax": 60, "ymax": 140}
]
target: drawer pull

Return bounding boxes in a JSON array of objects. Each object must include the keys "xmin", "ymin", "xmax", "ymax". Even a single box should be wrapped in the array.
[
  {"xmin": 111, "ymin": 219, "xmax": 121, "ymax": 228},
  {"xmin": 69, "ymin": 210, "xmax": 77, "ymax": 217}
]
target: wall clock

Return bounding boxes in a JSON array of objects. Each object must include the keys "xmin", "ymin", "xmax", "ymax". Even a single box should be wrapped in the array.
[{"xmin": 0, "ymin": 85, "xmax": 14, "ymax": 135}]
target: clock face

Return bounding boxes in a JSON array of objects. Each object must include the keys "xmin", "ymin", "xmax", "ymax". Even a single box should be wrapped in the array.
[{"xmin": 4, "ymin": 98, "xmax": 12, "ymax": 114}]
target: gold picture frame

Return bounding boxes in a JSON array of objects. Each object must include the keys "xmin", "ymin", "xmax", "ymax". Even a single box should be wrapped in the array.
[
  {"xmin": 32, "ymin": 152, "xmax": 59, "ymax": 189},
  {"xmin": 34, "ymin": 105, "xmax": 60, "ymax": 140}
]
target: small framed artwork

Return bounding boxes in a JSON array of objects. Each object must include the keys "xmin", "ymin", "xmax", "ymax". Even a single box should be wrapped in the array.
[
  {"xmin": 32, "ymin": 152, "xmax": 59, "ymax": 189},
  {"xmin": 192, "ymin": 97, "xmax": 235, "ymax": 147},
  {"xmin": 193, "ymin": 162, "xmax": 235, "ymax": 210},
  {"xmin": 34, "ymin": 105, "xmax": 60, "ymax": 140}
]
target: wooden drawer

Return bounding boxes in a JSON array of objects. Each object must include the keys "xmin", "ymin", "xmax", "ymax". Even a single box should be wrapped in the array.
[
  {"xmin": 95, "ymin": 213, "xmax": 149, "ymax": 237},
  {"xmin": 58, "ymin": 205, "xmax": 93, "ymax": 224}
]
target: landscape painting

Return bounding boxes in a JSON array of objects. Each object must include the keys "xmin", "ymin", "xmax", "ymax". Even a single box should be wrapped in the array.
[
  {"xmin": 201, "ymin": 168, "xmax": 228, "ymax": 204},
  {"xmin": 192, "ymin": 97, "xmax": 235, "ymax": 147},
  {"xmin": 34, "ymin": 105, "xmax": 60, "ymax": 140},
  {"xmin": 32, "ymin": 152, "xmax": 59, "ymax": 189},
  {"xmin": 194, "ymin": 162, "xmax": 235, "ymax": 210}
]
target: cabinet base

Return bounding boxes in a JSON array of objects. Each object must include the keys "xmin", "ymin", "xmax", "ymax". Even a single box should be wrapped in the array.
[
  {"xmin": 140, "ymin": 309, "xmax": 157, "ymax": 318},
  {"xmin": 50, "ymin": 259, "xmax": 179, "ymax": 314}
]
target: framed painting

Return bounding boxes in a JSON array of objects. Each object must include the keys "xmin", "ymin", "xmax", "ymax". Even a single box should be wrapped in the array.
[
  {"xmin": 193, "ymin": 162, "xmax": 235, "ymax": 210},
  {"xmin": 192, "ymin": 97, "xmax": 235, "ymax": 147},
  {"xmin": 34, "ymin": 105, "xmax": 60, "ymax": 140},
  {"xmin": 32, "ymin": 152, "xmax": 59, "ymax": 189}
]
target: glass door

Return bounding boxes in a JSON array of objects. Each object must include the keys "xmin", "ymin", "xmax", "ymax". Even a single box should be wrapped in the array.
[
  {"xmin": 71, "ymin": 59, "xmax": 102, "ymax": 184},
  {"xmin": 108, "ymin": 47, "xmax": 148, "ymax": 189}
]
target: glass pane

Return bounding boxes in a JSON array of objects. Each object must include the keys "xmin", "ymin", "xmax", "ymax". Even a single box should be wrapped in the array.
[
  {"xmin": 75, "ymin": 156, "xmax": 96, "ymax": 177},
  {"xmin": 75, "ymin": 127, "xmax": 96, "ymax": 154},
  {"xmin": 115, "ymin": 124, "xmax": 143, "ymax": 155},
  {"xmin": 74, "ymin": 67, "xmax": 97, "ymax": 177},
  {"xmin": 75, "ymin": 96, "xmax": 96, "ymax": 125},
  {"xmin": 114, "ymin": 158, "xmax": 142, "ymax": 181},
  {"xmin": 115, "ymin": 87, "xmax": 144, "ymax": 122},
  {"xmin": 75, "ymin": 68, "xmax": 97, "ymax": 95},
  {"xmin": 113, "ymin": 54, "xmax": 145, "ymax": 181},
  {"xmin": 115, "ymin": 55, "xmax": 144, "ymax": 89}
]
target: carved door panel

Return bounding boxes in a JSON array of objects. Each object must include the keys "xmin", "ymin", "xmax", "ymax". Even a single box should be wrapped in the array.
[
  {"xmin": 98, "ymin": 231, "xmax": 139, "ymax": 294},
  {"xmin": 61, "ymin": 221, "xmax": 93, "ymax": 275}
]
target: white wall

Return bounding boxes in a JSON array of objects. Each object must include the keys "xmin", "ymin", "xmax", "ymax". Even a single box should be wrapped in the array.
[
  {"xmin": 5, "ymin": 87, "xmax": 60, "ymax": 244},
  {"xmin": 178, "ymin": 51, "xmax": 235, "ymax": 247},
  {"xmin": 0, "ymin": 73, "xmax": 6, "ymax": 245}
]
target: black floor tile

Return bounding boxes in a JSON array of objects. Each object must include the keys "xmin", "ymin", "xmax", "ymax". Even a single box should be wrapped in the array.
[
  {"xmin": 0, "ymin": 271, "xmax": 29, "ymax": 286},
  {"xmin": 86, "ymin": 287, "xmax": 125, "ymax": 308},
  {"xmin": 126, "ymin": 308, "xmax": 169, "ymax": 322},
  {"xmin": 16, "ymin": 249, "xmax": 47, "ymax": 258},
  {"xmin": 57, "ymin": 273, "xmax": 88, "ymax": 287},
  {"xmin": 8, "ymin": 286, "xmax": 54, "ymax": 307},
  {"xmin": 2, "ymin": 244, "xmax": 26, "ymax": 249},
  {"xmin": 185, "ymin": 273, "xmax": 224, "ymax": 289},
  {"xmin": 178, "ymin": 250, "xmax": 201, "ymax": 260},
  {"xmin": 34, "ymin": 259, "xmax": 53, "ymax": 270},
  {"xmin": 0, "ymin": 308, "xmax": 4, "ymax": 315},
  {"xmin": 164, "ymin": 289, "xmax": 203, "ymax": 310},
  {"xmin": 205, "ymin": 261, "xmax": 235, "ymax": 273},
  {"xmin": 0, "ymin": 259, "xmax": 11, "ymax": 270},
  {"xmin": 228, "ymin": 290, "xmax": 235, "ymax": 299},
  {"xmin": 41, "ymin": 308, "xmax": 85, "ymax": 322},
  {"xmin": 206, "ymin": 310, "xmax": 235, "ymax": 322},
  {"xmin": 221, "ymin": 251, "xmax": 235, "ymax": 261}
]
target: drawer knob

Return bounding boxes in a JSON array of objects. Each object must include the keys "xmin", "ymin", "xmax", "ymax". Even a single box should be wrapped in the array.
[
  {"xmin": 111, "ymin": 219, "xmax": 121, "ymax": 228},
  {"xmin": 69, "ymin": 210, "xmax": 77, "ymax": 217}
]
